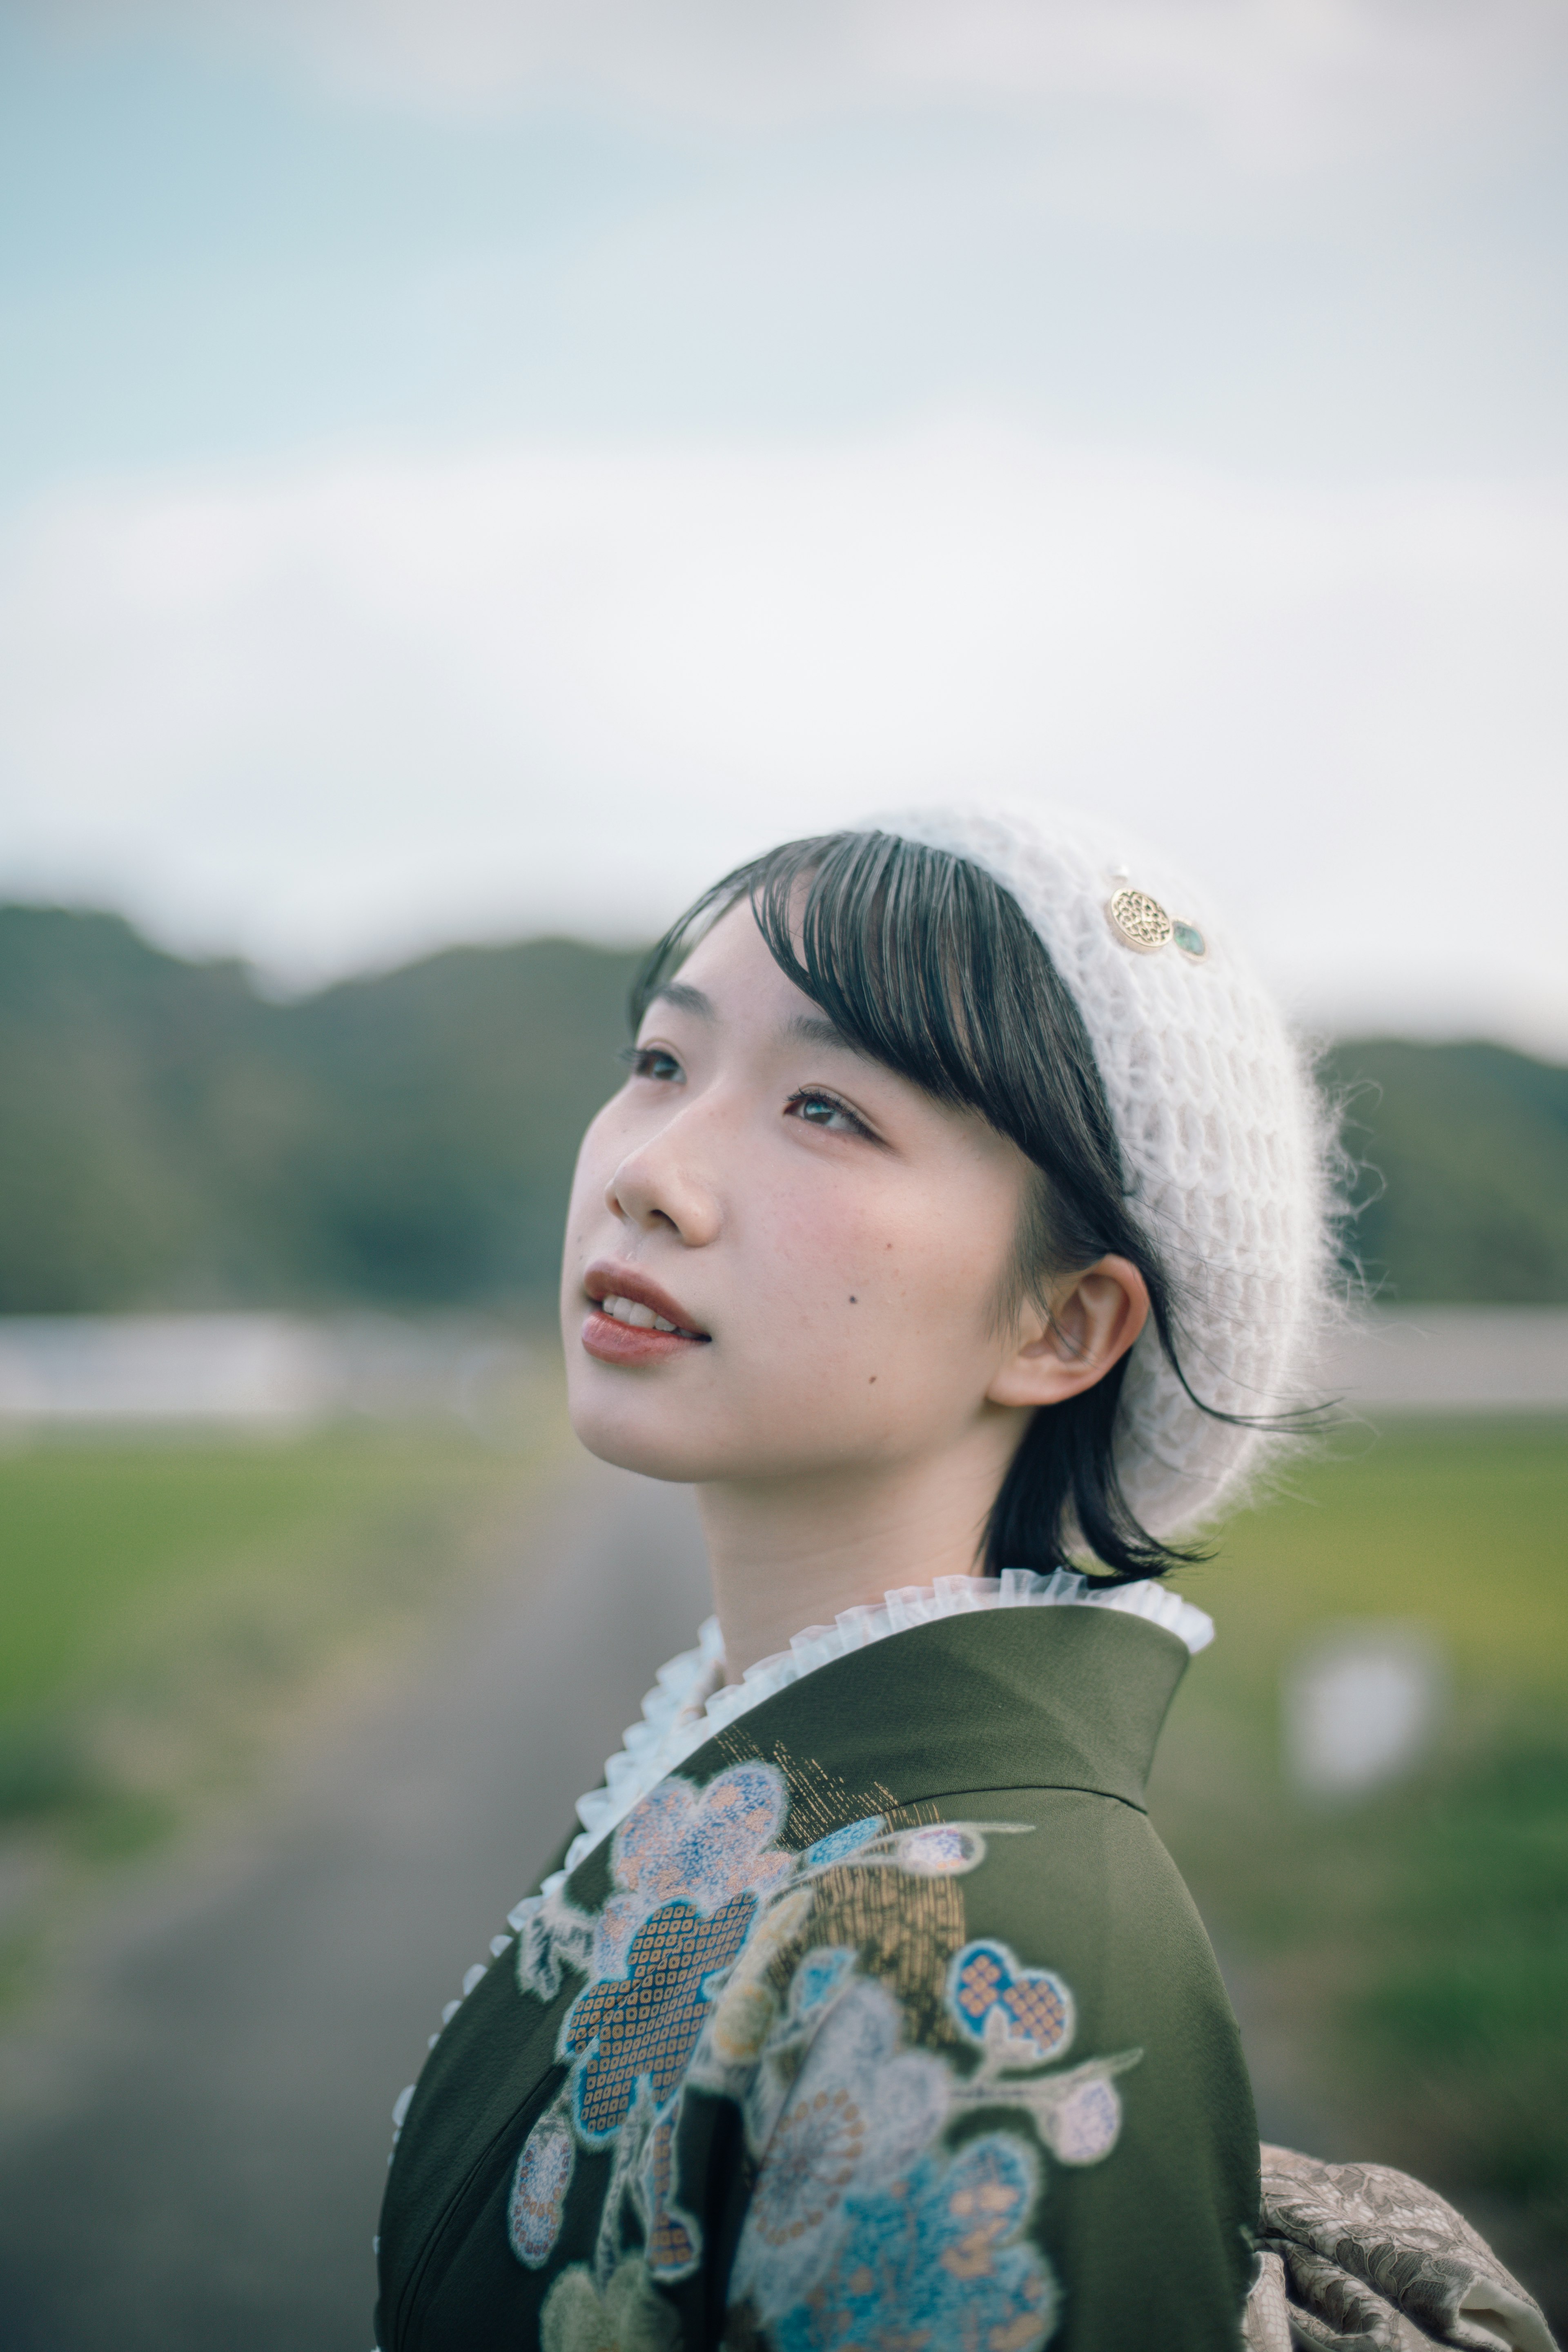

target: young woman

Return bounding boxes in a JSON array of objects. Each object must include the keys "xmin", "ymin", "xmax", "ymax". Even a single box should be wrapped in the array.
[{"xmin": 374, "ymin": 808, "xmax": 1555, "ymax": 2352}]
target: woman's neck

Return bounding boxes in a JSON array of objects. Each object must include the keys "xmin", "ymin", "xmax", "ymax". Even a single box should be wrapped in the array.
[{"xmin": 697, "ymin": 1414, "xmax": 1027, "ymax": 1679}]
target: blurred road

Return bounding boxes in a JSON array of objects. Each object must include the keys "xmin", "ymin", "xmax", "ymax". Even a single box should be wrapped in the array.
[{"xmin": 0, "ymin": 1456, "xmax": 710, "ymax": 2352}]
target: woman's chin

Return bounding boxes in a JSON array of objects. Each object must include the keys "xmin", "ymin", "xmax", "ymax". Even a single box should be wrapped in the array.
[
  {"xmin": 566, "ymin": 1398, "xmax": 722, "ymax": 1485},
  {"xmin": 566, "ymin": 1396, "xmax": 831, "ymax": 1488}
]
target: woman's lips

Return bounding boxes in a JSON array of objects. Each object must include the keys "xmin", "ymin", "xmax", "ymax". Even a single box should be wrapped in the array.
[
  {"xmin": 580, "ymin": 1263, "xmax": 710, "ymax": 1366},
  {"xmin": 581, "ymin": 1310, "xmax": 706, "ymax": 1366}
]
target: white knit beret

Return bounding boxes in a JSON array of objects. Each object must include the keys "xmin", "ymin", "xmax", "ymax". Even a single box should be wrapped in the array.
[{"xmin": 878, "ymin": 801, "xmax": 1339, "ymax": 1539}]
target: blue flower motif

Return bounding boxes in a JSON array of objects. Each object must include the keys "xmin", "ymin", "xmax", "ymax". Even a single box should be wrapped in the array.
[
  {"xmin": 949, "ymin": 1939, "xmax": 1075, "ymax": 2065},
  {"xmin": 800, "ymin": 1815, "xmax": 885, "ymax": 1867},
  {"xmin": 561, "ymin": 1892, "xmax": 757, "ymax": 2146},
  {"xmin": 770, "ymin": 2132, "xmax": 1058, "ymax": 2352},
  {"xmin": 510, "ymin": 1762, "xmax": 799, "ymax": 2272},
  {"xmin": 731, "ymin": 1976, "xmax": 951, "ymax": 2320},
  {"xmin": 594, "ymin": 1761, "xmax": 793, "ymax": 1977}
]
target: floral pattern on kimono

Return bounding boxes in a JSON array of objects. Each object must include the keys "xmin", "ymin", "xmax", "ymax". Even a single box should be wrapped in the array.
[
  {"xmin": 516, "ymin": 1760, "xmax": 797, "ymax": 2006},
  {"xmin": 722, "ymin": 1929, "xmax": 1139, "ymax": 2351},
  {"xmin": 506, "ymin": 1759, "xmax": 1138, "ymax": 2347},
  {"xmin": 944, "ymin": 1939, "xmax": 1140, "ymax": 2167},
  {"xmin": 539, "ymin": 2254, "xmax": 680, "ymax": 2352},
  {"xmin": 766, "ymin": 2131, "xmax": 1058, "ymax": 2352},
  {"xmin": 509, "ymin": 1761, "xmax": 798, "ymax": 2269},
  {"xmin": 728, "ymin": 1973, "xmax": 952, "ymax": 2318}
]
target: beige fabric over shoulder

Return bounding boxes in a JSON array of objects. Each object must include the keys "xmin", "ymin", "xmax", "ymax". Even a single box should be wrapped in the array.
[{"xmin": 1242, "ymin": 2145, "xmax": 1559, "ymax": 2352}]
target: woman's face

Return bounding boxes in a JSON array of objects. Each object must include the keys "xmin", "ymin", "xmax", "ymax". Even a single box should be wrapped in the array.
[{"xmin": 561, "ymin": 900, "xmax": 1039, "ymax": 1489}]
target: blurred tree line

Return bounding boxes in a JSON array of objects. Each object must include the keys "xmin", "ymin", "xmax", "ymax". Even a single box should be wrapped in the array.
[{"xmin": 1, "ymin": 902, "xmax": 1565, "ymax": 1314}]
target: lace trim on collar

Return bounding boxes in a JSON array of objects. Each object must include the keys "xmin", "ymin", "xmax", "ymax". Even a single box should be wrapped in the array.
[{"xmin": 544, "ymin": 1569, "xmax": 1213, "ymax": 1889}]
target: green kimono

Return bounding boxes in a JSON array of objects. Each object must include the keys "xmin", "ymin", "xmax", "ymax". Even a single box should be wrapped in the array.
[{"xmin": 375, "ymin": 1601, "xmax": 1258, "ymax": 2350}]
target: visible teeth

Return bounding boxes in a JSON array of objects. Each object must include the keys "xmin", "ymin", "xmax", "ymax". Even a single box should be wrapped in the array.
[{"xmin": 601, "ymin": 1294, "xmax": 680, "ymax": 1335}]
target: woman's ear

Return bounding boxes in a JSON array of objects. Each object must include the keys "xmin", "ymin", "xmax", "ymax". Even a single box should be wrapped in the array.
[{"xmin": 986, "ymin": 1255, "xmax": 1151, "ymax": 1410}]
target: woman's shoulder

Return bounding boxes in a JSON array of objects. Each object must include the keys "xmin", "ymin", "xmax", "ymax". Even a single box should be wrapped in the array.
[
  {"xmin": 911, "ymin": 1786, "xmax": 1257, "ymax": 2343},
  {"xmin": 939, "ymin": 1778, "xmax": 1246, "ymax": 2067}
]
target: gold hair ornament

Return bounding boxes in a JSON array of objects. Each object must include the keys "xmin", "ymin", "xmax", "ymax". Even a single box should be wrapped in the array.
[{"xmin": 1105, "ymin": 886, "xmax": 1207, "ymax": 962}]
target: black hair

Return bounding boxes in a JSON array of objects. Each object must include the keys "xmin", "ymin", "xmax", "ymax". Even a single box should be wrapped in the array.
[{"xmin": 632, "ymin": 829, "xmax": 1225, "ymax": 1585}]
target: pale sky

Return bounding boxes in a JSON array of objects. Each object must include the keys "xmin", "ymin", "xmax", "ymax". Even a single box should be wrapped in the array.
[{"xmin": 2, "ymin": 2, "xmax": 1566, "ymax": 1048}]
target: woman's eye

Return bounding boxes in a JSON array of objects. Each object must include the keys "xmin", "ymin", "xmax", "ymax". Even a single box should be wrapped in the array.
[
  {"xmin": 786, "ymin": 1089, "xmax": 870, "ymax": 1137},
  {"xmin": 628, "ymin": 1046, "xmax": 683, "ymax": 1083}
]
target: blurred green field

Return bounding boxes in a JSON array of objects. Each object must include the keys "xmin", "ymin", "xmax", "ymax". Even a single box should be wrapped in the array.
[
  {"xmin": 0, "ymin": 1409, "xmax": 566, "ymax": 1846},
  {"xmin": 1152, "ymin": 1417, "xmax": 1568, "ymax": 2322}
]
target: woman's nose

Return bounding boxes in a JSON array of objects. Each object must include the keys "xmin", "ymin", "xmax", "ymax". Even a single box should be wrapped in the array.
[{"xmin": 605, "ymin": 1133, "xmax": 721, "ymax": 1246}]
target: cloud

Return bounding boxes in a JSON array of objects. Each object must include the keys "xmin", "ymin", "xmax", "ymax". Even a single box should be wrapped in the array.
[
  {"xmin": 36, "ymin": 0, "xmax": 1568, "ymax": 166},
  {"xmin": 1, "ymin": 419, "xmax": 1564, "ymax": 1049}
]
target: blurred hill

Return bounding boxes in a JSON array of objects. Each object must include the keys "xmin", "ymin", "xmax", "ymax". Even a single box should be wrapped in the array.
[
  {"xmin": 0, "ymin": 906, "xmax": 641, "ymax": 1314},
  {"xmin": 1324, "ymin": 1037, "xmax": 1568, "ymax": 1304},
  {"xmin": 1, "ymin": 903, "xmax": 1564, "ymax": 1312}
]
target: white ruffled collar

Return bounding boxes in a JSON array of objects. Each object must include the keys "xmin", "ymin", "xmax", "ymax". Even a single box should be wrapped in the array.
[{"xmin": 551, "ymin": 1568, "xmax": 1213, "ymax": 1885}]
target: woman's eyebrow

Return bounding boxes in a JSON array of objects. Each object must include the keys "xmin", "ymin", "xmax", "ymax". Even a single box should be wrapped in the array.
[
  {"xmin": 645, "ymin": 987, "xmax": 859, "ymax": 1058},
  {"xmin": 644, "ymin": 981, "xmax": 715, "ymax": 1020},
  {"xmin": 784, "ymin": 1009, "xmax": 862, "ymax": 1054}
]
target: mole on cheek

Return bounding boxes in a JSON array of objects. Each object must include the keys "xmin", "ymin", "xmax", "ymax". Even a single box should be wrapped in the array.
[{"xmin": 849, "ymin": 1295, "xmax": 857, "ymax": 1304}]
